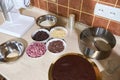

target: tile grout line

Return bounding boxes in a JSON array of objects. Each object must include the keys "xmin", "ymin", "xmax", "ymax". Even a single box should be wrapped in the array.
[
  {"xmin": 47, "ymin": 0, "xmax": 120, "ymax": 17},
  {"xmin": 56, "ymin": 0, "xmax": 58, "ymax": 15},
  {"xmin": 91, "ymin": 15, "xmax": 95, "ymax": 27},
  {"xmin": 57, "ymin": 3, "xmax": 94, "ymax": 16},
  {"xmin": 67, "ymin": 0, "xmax": 70, "ymax": 17},
  {"xmin": 106, "ymin": 20, "xmax": 111, "ymax": 29},
  {"xmin": 38, "ymin": 0, "xmax": 120, "ymax": 26},
  {"xmin": 47, "ymin": 0, "xmax": 58, "ymax": 14},
  {"xmin": 35, "ymin": 0, "xmax": 37, "ymax": 7},
  {"xmin": 38, "ymin": 0, "xmax": 40, "ymax": 8},
  {"xmin": 46, "ymin": 0, "xmax": 48, "ymax": 11},
  {"xmin": 32, "ymin": 0, "xmax": 35, "ymax": 6},
  {"xmin": 95, "ymin": 15, "xmax": 109, "ymax": 20},
  {"xmin": 115, "ymin": 0, "xmax": 118, "ymax": 6},
  {"xmin": 52, "ymin": 0, "xmax": 93, "ymax": 18},
  {"xmin": 37, "ymin": 0, "xmax": 40, "ymax": 8},
  {"xmin": 99, "ymin": 1, "xmax": 116, "ymax": 6},
  {"xmin": 106, "ymin": 0, "xmax": 119, "ymax": 29},
  {"xmin": 117, "ymin": 5, "xmax": 120, "ymax": 7},
  {"xmin": 79, "ymin": 0, "xmax": 83, "ymax": 21},
  {"xmin": 91, "ymin": 0, "xmax": 99, "ymax": 27}
]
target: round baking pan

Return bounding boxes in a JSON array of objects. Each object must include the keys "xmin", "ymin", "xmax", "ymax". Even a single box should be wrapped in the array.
[
  {"xmin": 49, "ymin": 53, "xmax": 101, "ymax": 80},
  {"xmin": 36, "ymin": 14, "xmax": 57, "ymax": 30}
]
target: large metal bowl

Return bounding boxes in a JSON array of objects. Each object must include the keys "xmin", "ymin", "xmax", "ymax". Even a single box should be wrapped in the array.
[
  {"xmin": 79, "ymin": 27, "xmax": 116, "ymax": 60},
  {"xmin": 0, "ymin": 38, "xmax": 27, "ymax": 62}
]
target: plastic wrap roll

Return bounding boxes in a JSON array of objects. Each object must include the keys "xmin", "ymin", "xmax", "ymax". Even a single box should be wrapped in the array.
[{"xmin": 68, "ymin": 14, "xmax": 75, "ymax": 32}]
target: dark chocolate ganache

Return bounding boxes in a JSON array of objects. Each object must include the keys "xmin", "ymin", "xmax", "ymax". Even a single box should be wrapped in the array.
[
  {"xmin": 48, "ymin": 40, "xmax": 64, "ymax": 53},
  {"xmin": 51, "ymin": 55, "xmax": 96, "ymax": 80},
  {"xmin": 32, "ymin": 31, "xmax": 49, "ymax": 41}
]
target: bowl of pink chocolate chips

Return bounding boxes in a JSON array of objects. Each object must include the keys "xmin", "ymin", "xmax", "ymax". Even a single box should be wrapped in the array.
[{"xmin": 26, "ymin": 41, "xmax": 46, "ymax": 58}]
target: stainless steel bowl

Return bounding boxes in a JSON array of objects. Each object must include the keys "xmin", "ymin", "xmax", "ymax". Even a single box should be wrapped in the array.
[
  {"xmin": 79, "ymin": 27, "xmax": 116, "ymax": 60},
  {"xmin": 36, "ymin": 14, "xmax": 57, "ymax": 29},
  {"xmin": 0, "ymin": 38, "xmax": 27, "ymax": 62}
]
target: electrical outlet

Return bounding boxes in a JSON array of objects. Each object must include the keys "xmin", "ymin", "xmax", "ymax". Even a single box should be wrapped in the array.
[{"xmin": 94, "ymin": 3, "xmax": 120, "ymax": 22}]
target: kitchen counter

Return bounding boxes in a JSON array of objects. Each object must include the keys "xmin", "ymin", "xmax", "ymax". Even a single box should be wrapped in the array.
[{"xmin": 0, "ymin": 7, "xmax": 120, "ymax": 80}]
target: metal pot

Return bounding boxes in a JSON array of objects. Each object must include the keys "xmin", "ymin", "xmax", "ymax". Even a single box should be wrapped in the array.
[{"xmin": 79, "ymin": 27, "xmax": 116, "ymax": 60}]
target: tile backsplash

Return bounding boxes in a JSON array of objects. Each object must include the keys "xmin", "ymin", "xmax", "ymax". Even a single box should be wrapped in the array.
[{"xmin": 31, "ymin": 0, "xmax": 120, "ymax": 36}]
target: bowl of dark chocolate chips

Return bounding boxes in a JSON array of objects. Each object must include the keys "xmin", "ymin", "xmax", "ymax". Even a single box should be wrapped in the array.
[
  {"xmin": 31, "ymin": 29, "xmax": 50, "ymax": 43},
  {"xmin": 46, "ymin": 38, "xmax": 66, "ymax": 54}
]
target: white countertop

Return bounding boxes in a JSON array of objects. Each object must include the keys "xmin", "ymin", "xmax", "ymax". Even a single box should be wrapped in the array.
[
  {"xmin": 0, "ymin": 7, "xmax": 120, "ymax": 80},
  {"xmin": 0, "ymin": 7, "xmax": 82, "ymax": 80}
]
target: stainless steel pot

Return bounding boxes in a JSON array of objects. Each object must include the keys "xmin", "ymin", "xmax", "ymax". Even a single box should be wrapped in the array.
[{"xmin": 79, "ymin": 27, "xmax": 116, "ymax": 60}]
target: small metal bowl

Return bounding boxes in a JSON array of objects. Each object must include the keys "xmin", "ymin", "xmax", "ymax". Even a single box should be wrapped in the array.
[
  {"xmin": 0, "ymin": 38, "xmax": 27, "ymax": 62},
  {"xmin": 36, "ymin": 14, "xmax": 57, "ymax": 29},
  {"xmin": 79, "ymin": 27, "xmax": 116, "ymax": 60}
]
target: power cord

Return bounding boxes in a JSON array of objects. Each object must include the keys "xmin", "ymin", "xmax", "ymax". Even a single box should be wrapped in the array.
[{"xmin": 24, "ymin": 0, "xmax": 30, "ymax": 7}]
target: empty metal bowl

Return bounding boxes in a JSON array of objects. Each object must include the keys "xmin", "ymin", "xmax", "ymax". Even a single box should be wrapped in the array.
[
  {"xmin": 36, "ymin": 14, "xmax": 57, "ymax": 29},
  {"xmin": 0, "ymin": 38, "xmax": 27, "ymax": 62},
  {"xmin": 79, "ymin": 27, "xmax": 116, "ymax": 60}
]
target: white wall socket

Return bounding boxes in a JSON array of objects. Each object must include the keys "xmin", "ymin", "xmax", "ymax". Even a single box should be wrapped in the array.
[{"xmin": 94, "ymin": 3, "xmax": 120, "ymax": 22}]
